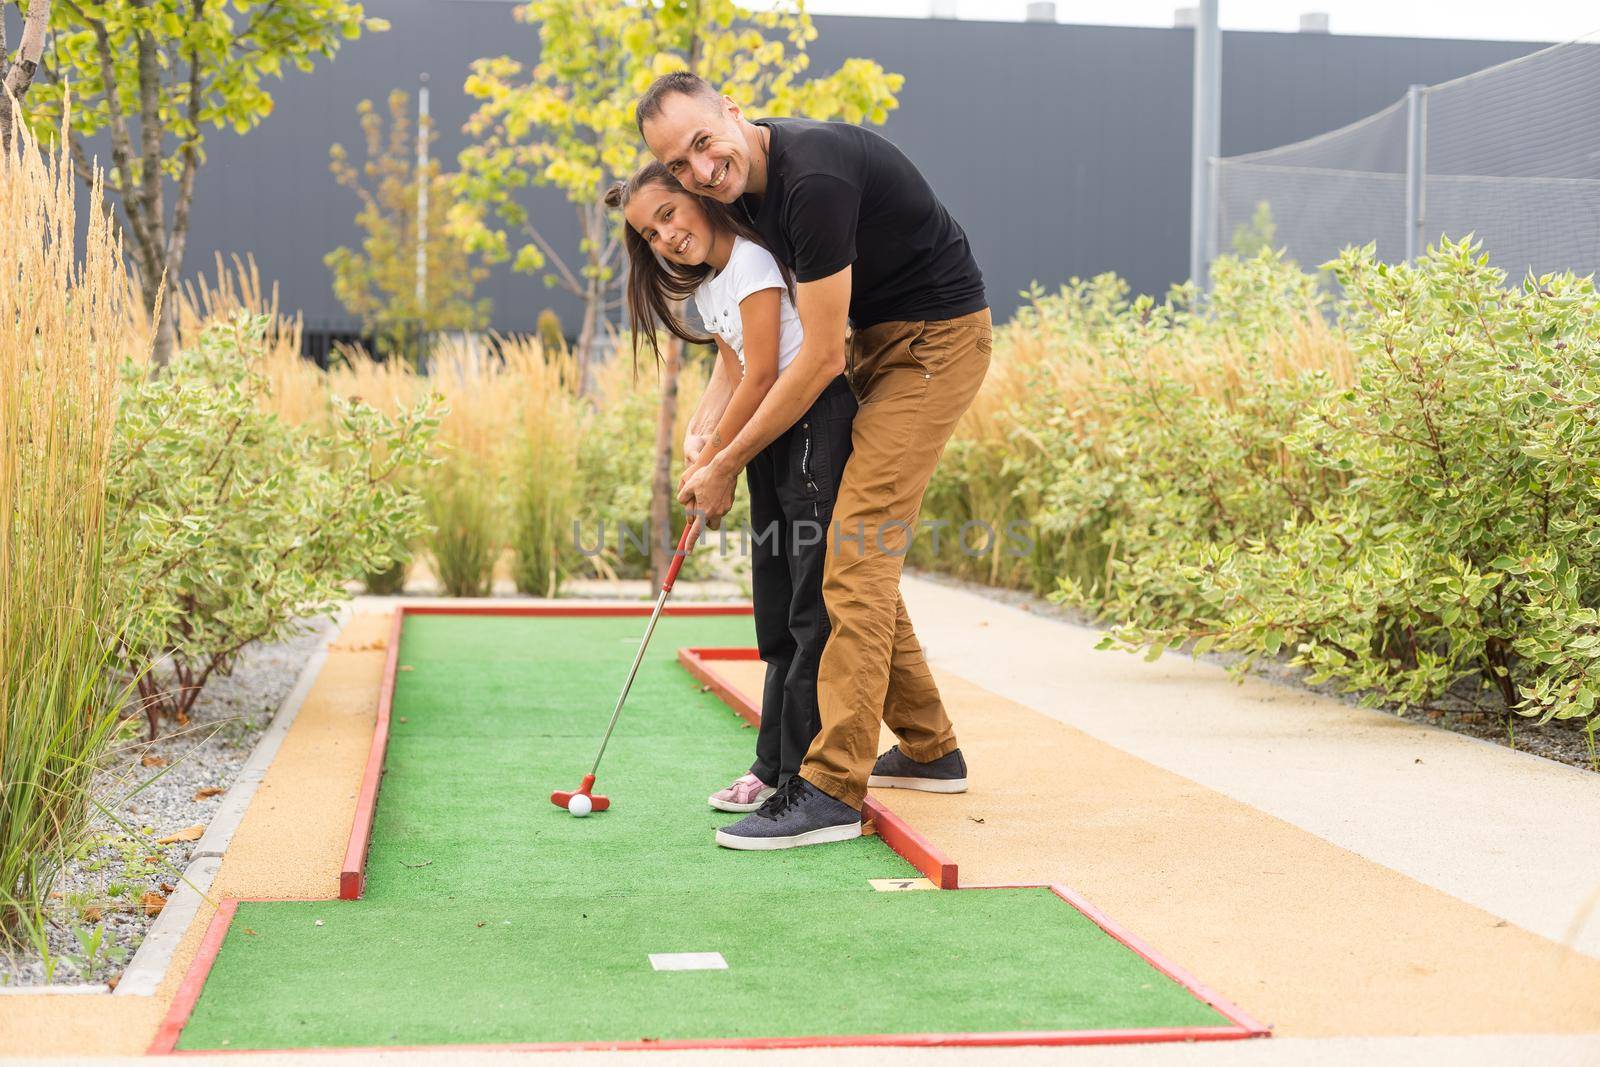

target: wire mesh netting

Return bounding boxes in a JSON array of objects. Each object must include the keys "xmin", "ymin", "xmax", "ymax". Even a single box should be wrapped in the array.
[{"xmin": 1212, "ymin": 33, "xmax": 1600, "ymax": 278}]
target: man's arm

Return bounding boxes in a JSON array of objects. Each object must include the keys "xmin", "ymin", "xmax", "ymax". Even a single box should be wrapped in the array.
[
  {"xmin": 683, "ymin": 345, "xmax": 737, "ymax": 465},
  {"xmin": 678, "ymin": 266, "xmax": 851, "ymax": 525}
]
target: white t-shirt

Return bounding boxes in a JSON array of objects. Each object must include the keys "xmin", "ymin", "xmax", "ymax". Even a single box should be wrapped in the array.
[{"xmin": 693, "ymin": 236, "xmax": 804, "ymax": 376}]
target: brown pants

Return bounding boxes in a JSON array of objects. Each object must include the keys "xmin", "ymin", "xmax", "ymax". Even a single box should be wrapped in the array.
[{"xmin": 797, "ymin": 307, "xmax": 992, "ymax": 808}]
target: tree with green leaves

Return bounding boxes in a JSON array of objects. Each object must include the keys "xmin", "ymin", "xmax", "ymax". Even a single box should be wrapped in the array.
[
  {"xmin": 326, "ymin": 88, "xmax": 491, "ymax": 362},
  {"xmin": 456, "ymin": 0, "xmax": 904, "ymax": 386},
  {"xmin": 22, "ymin": 0, "xmax": 387, "ymax": 364}
]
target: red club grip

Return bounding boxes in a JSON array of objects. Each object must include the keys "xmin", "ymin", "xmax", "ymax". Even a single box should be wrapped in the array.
[{"xmin": 661, "ymin": 519, "xmax": 702, "ymax": 594}]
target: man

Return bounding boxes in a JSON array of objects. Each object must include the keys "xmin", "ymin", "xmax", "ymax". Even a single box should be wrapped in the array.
[{"xmin": 639, "ymin": 72, "xmax": 990, "ymax": 850}]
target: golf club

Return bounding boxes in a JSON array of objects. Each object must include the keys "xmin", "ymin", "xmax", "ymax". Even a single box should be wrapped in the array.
[{"xmin": 550, "ymin": 516, "xmax": 705, "ymax": 813}]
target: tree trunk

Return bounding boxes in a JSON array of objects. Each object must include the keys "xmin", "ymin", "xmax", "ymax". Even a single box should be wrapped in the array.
[
  {"xmin": 575, "ymin": 271, "xmax": 600, "ymax": 393},
  {"xmin": 648, "ymin": 320, "xmax": 684, "ymax": 588},
  {"xmin": 0, "ymin": 0, "xmax": 53, "ymax": 153}
]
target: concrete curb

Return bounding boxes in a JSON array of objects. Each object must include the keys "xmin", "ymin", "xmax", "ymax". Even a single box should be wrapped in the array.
[
  {"xmin": 113, "ymin": 610, "xmax": 347, "ymax": 997},
  {"xmin": 114, "ymin": 856, "xmax": 220, "ymax": 997}
]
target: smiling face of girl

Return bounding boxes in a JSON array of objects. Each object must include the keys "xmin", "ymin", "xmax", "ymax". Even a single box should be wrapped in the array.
[{"xmin": 623, "ymin": 182, "xmax": 724, "ymax": 270}]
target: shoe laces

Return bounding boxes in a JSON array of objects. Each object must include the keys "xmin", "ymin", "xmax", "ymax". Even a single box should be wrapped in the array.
[{"xmin": 758, "ymin": 777, "xmax": 808, "ymax": 818}]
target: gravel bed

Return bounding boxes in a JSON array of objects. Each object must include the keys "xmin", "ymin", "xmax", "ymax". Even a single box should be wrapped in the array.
[
  {"xmin": 0, "ymin": 618, "xmax": 335, "ymax": 989},
  {"xmin": 910, "ymin": 568, "xmax": 1598, "ymax": 775}
]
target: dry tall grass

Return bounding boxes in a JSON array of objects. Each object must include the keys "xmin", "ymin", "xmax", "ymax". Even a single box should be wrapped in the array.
[
  {"xmin": 172, "ymin": 255, "xmax": 714, "ymax": 593},
  {"xmin": 0, "ymin": 120, "xmax": 145, "ymax": 943}
]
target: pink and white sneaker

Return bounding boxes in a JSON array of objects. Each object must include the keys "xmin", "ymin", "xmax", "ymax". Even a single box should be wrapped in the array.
[{"xmin": 709, "ymin": 773, "xmax": 776, "ymax": 813}]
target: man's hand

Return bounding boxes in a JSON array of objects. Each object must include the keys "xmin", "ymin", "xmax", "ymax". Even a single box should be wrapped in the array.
[
  {"xmin": 683, "ymin": 431, "xmax": 710, "ymax": 467},
  {"xmin": 677, "ymin": 456, "xmax": 738, "ymax": 529}
]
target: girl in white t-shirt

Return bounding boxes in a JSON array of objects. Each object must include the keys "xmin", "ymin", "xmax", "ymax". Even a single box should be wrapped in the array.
[{"xmin": 605, "ymin": 161, "xmax": 857, "ymax": 816}]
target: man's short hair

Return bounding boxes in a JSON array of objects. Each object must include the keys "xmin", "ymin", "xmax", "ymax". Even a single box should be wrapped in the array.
[{"xmin": 635, "ymin": 71, "xmax": 720, "ymax": 136}]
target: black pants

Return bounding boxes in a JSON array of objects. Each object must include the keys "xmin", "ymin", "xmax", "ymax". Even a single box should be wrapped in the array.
[{"xmin": 744, "ymin": 375, "xmax": 858, "ymax": 786}]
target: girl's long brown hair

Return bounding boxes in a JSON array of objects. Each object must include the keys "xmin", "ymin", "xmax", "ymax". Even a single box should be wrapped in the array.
[{"xmin": 604, "ymin": 160, "xmax": 794, "ymax": 367}]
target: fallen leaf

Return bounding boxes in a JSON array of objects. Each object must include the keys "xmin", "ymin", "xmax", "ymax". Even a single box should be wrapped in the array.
[
  {"xmin": 398, "ymin": 665, "xmax": 415, "ymax": 672},
  {"xmin": 967, "ymin": 816, "xmax": 986, "ymax": 825},
  {"xmin": 144, "ymin": 856, "xmax": 160, "ymax": 864},
  {"xmin": 860, "ymin": 819, "xmax": 877, "ymax": 837},
  {"xmin": 699, "ymin": 684, "xmax": 711, "ymax": 693},
  {"xmin": 193, "ymin": 787, "xmax": 225, "ymax": 800},
  {"xmin": 314, "ymin": 919, "xmax": 325, "ymax": 927},
  {"xmin": 156, "ymin": 825, "xmax": 204, "ymax": 844},
  {"xmin": 106, "ymin": 974, "xmax": 120, "ymax": 991},
  {"xmin": 398, "ymin": 716, "xmax": 409, "ymax": 723},
  {"xmin": 475, "ymin": 921, "xmax": 486, "ymax": 928},
  {"xmin": 244, "ymin": 928, "xmax": 258, "ymax": 936},
  {"xmin": 159, "ymin": 883, "xmax": 176, "ymax": 894},
  {"xmin": 81, "ymin": 905, "xmax": 104, "ymax": 923},
  {"xmin": 141, "ymin": 754, "xmax": 167, "ymax": 768},
  {"xmin": 141, "ymin": 891, "xmax": 167, "ymax": 917}
]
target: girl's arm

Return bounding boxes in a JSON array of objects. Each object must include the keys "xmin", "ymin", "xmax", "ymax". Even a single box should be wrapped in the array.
[
  {"xmin": 684, "ymin": 351, "xmax": 736, "ymax": 465},
  {"xmin": 681, "ymin": 287, "xmax": 783, "ymax": 484}
]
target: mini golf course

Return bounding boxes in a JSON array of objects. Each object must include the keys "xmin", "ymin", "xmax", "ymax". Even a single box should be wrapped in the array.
[{"xmin": 157, "ymin": 607, "xmax": 1263, "ymax": 1053}]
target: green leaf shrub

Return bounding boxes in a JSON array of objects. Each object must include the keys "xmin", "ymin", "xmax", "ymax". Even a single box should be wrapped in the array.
[
  {"xmin": 976, "ymin": 237, "xmax": 1600, "ymax": 728},
  {"xmin": 109, "ymin": 314, "xmax": 440, "ymax": 736}
]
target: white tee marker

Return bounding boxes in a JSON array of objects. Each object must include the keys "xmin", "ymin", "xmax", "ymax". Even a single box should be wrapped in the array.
[
  {"xmin": 649, "ymin": 952, "xmax": 728, "ymax": 971},
  {"xmin": 868, "ymin": 877, "xmax": 937, "ymax": 892}
]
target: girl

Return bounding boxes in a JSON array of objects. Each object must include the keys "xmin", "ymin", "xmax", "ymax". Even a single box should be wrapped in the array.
[{"xmin": 605, "ymin": 162, "xmax": 857, "ymax": 814}]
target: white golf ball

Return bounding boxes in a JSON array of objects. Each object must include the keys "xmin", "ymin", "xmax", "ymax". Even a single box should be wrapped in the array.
[{"xmin": 567, "ymin": 794, "xmax": 592, "ymax": 817}]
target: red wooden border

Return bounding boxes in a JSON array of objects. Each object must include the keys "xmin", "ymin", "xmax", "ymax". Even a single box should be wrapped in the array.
[
  {"xmin": 679, "ymin": 646, "xmax": 961, "ymax": 889},
  {"xmin": 149, "ymin": 899, "xmax": 238, "ymax": 1054},
  {"xmin": 153, "ymin": 605, "xmax": 1267, "ymax": 1055},
  {"xmin": 339, "ymin": 607, "xmax": 404, "ymax": 900},
  {"xmin": 163, "ymin": 1028, "xmax": 1256, "ymax": 1057}
]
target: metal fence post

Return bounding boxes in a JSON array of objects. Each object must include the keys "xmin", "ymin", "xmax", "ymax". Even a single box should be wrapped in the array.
[
  {"xmin": 1189, "ymin": 0, "xmax": 1221, "ymax": 292},
  {"xmin": 1404, "ymin": 83, "xmax": 1426, "ymax": 262}
]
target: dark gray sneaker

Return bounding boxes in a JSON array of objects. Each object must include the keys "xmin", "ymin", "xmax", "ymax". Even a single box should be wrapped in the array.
[
  {"xmin": 714, "ymin": 778, "xmax": 861, "ymax": 851},
  {"xmin": 868, "ymin": 745, "xmax": 968, "ymax": 793}
]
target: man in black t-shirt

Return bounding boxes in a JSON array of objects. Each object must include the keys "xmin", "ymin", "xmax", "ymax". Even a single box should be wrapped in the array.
[{"xmin": 641, "ymin": 72, "xmax": 991, "ymax": 852}]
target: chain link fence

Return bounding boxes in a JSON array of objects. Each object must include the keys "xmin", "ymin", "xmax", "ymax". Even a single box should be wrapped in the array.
[{"xmin": 1211, "ymin": 33, "xmax": 1600, "ymax": 278}]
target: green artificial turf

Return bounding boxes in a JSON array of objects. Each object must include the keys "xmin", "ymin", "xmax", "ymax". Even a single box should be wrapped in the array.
[{"xmin": 176, "ymin": 613, "xmax": 1229, "ymax": 1049}]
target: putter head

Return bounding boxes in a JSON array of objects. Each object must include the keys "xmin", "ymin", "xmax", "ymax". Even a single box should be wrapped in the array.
[{"xmin": 550, "ymin": 773, "xmax": 611, "ymax": 811}]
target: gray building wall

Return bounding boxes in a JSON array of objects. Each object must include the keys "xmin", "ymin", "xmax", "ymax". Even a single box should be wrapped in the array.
[{"xmin": 30, "ymin": 3, "xmax": 1546, "ymax": 333}]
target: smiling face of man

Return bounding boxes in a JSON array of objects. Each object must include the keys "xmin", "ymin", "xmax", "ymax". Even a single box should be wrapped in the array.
[{"xmin": 640, "ymin": 90, "xmax": 757, "ymax": 205}]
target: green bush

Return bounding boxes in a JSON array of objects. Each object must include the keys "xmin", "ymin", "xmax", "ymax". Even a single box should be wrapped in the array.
[
  {"xmin": 362, "ymin": 552, "xmax": 411, "ymax": 595},
  {"xmin": 1072, "ymin": 238, "xmax": 1600, "ymax": 726},
  {"xmin": 916, "ymin": 251, "xmax": 1340, "ymax": 599},
  {"xmin": 424, "ymin": 454, "xmax": 502, "ymax": 597},
  {"xmin": 109, "ymin": 314, "xmax": 440, "ymax": 736},
  {"xmin": 510, "ymin": 433, "xmax": 578, "ymax": 596},
  {"xmin": 568, "ymin": 357, "xmax": 742, "ymax": 585}
]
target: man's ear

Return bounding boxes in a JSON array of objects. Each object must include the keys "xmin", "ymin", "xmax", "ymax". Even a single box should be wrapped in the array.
[{"xmin": 721, "ymin": 94, "xmax": 743, "ymax": 123}]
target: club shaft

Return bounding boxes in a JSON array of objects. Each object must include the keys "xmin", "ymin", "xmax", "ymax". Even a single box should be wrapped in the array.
[{"xmin": 589, "ymin": 584, "xmax": 671, "ymax": 775}]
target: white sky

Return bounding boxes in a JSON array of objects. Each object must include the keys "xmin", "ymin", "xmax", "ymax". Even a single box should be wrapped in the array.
[{"xmin": 795, "ymin": 1, "xmax": 1600, "ymax": 44}]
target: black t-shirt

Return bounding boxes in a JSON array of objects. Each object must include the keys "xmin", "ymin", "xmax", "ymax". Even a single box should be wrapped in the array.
[{"xmin": 738, "ymin": 118, "xmax": 986, "ymax": 328}]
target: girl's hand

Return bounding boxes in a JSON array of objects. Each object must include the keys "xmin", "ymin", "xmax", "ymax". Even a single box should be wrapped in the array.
[
  {"xmin": 683, "ymin": 431, "xmax": 709, "ymax": 466},
  {"xmin": 678, "ymin": 455, "xmax": 705, "ymax": 496},
  {"xmin": 678, "ymin": 457, "xmax": 737, "ymax": 529}
]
